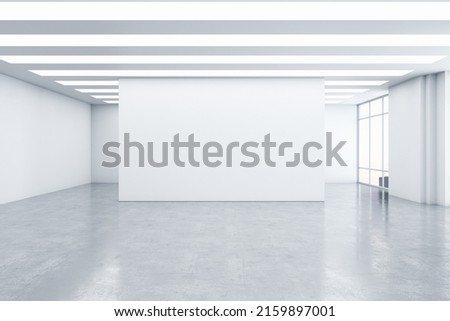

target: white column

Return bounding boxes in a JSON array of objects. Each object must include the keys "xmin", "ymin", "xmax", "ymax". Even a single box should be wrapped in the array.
[
  {"xmin": 436, "ymin": 72, "xmax": 450, "ymax": 206},
  {"xmin": 389, "ymin": 72, "xmax": 450, "ymax": 206}
]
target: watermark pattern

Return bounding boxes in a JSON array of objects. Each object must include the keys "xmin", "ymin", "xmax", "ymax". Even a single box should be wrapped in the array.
[{"xmin": 102, "ymin": 132, "xmax": 347, "ymax": 168}]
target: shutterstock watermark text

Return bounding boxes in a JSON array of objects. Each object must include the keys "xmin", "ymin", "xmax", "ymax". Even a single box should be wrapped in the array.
[{"xmin": 102, "ymin": 132, "xmax": 347, "ymax": 168}]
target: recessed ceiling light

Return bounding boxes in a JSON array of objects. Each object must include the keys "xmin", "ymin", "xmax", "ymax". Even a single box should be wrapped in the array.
[
  {"xmin": 58, "ymin": 81, "xmax": 384, "ymax": 88},
  {"xmin": 92, "ymin": 95, "xmax": 119, "ymax": 99},
  {"xmin": 325, "ymin": 100, "xmax": 342, "ymax": 104},
  {"xmin": 324, "ymin": 80, "xmax": 387, "ymax": 86},
  {"xmin": 325, "ymin": 89, "xmax": 368, "ymax": 93},
  {"xmin": 1, "ymin": 55, "xmax": 445, "ymax": 64},
  {"xmin": 31, "ymin": 70, "xmax": 411, "ymax": 77},
  {"xmin": 76, "ymin": 88, "xmax": 119, "ymax": 93},
  {"xmin": 325, "ymin": 95, "xmax": 353, "ymax": 99},
  {"xmin": 0, "ymin": 2, "xmax": 450, "ymax": 20},
  {"xmin": 104, "ymin": 100, "xmax": 119, "ymax": 104},
  {"xmin": 2, "ymin": 35, "xmax": 450, "ymax": 47},
  {"xmin": 56, "ymin": 80, "xmax": 119, "ymax": 86}
]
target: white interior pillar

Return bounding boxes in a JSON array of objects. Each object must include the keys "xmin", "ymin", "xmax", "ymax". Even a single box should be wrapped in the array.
[
  {"xmin": 389, "ymin": 72, "xmax": 450, "ymax": 205},
  {"xmin": 436, "ymin": 71, "xmax": 450, "ymax": 206}
]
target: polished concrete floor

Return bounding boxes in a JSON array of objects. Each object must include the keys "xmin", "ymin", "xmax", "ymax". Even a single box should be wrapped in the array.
[{"xmin": 0, "ymin": 183, "xmax": 449, "ymax": 300}]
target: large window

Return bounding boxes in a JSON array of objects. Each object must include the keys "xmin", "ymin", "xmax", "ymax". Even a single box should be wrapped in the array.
[{"xmin": 358, "ymin": 96, "xmax": 389, "ymax": 188}]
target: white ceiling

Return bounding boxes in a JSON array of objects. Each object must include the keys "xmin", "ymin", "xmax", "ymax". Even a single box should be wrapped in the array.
[{"xmin": 0, "ymin": 1, "xmax": 450, "ymax": 105}]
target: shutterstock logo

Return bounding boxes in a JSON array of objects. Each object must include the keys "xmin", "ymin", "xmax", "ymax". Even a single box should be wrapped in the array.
[{"xmin": 102, "ymin": 132, "xmax": 347, "ymax": 168}]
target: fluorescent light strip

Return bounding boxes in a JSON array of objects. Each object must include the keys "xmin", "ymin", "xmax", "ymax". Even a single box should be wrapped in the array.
[
  {"xmin": 2, "ymin": 35, "xmax": 450, "ymax": 47},
  {"xmin": 324, "ymin": 80, "xmax": 387, "ymax": 86},
  {"xmin": 76, "ymin": 88, "xmax": 119, "ymax": 93},
  {"xmin": 59, "ymin": 80, "xmax": 387, "ymax": 89},
  {"xmin": 325, "ymin": 89, "xmax": 368, "ymax": 93},
  {"xmin": 104, "ymin": 100, "xmax": 119, "ymax": 104},
  {"xmin": 56, "ymin": 80, "xmax": 119, "ymax": 86},
  {"xmin": 95, "ymin": 94, "xmax": 354, "ymax": 100},
  {"xmin": 1, "ymin": 2, "xmax": 450, "ymax": 20},
  {"xmin": 61, "ymin": 80, "xmax": 386, "ymax": 87},
  {"xmin": 1, "ymin": 55, "xmax": 445, "ymax": 64},
  {"xmin": 92, "ymin": 95, "xmax": 119, "ymax": 99},
  {"xmin": 325, "ymin": 100, "xmax": 342, "ymax": 104},
  {"xmin": 325, "ymin": 95, "xmax": 353, "ymax": 99},
  {"xmin": 32, "ymin": 70, "xmax": 411, "ymax": 77}
]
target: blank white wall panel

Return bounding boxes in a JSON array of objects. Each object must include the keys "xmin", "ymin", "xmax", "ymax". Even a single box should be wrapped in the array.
[
  {"xmin": 119, "ymin": 78, "xmax": 324, "ymax": 201},
  {"xmin": 0, "ymin": 74, "xmax": 91, "ymax": 204}
]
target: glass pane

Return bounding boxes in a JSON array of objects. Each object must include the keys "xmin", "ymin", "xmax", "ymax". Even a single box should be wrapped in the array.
[
  {"xmin": 370, "ymin": 115, "xmax": 383, "ymax": 170},
  {"xmin": 359, "ymin": 169, "xmax": 370, "ymax": 185},
  {"xmin": 359, "ymin": 118, "xmax": 370, "ymax": 168},
  {"xmin": 359, "ymin": 103, "xmax": 369, "ymax": 118},
  {"xmin": 370, "ymin": 170, "xmax": 383, "ymax": 187},
  {"xmin": 383, "ymin": 96, "xmax": 389, "ymax": 113},
  {"xmin": 370, "ymin": 98, "xmax": 383, "ymax": 116},
  {"xmin": 383, "ymin": 114, "xmax": 389, "ymax": 171}
]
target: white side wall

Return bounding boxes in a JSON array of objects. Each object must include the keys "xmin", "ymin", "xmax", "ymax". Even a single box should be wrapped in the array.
[
  {"xmin": 325, "ymin": 105, "xmax": 357, "ymax": 183},
  {"xmin": 91, "ymin": 104, "xmax": 119, "ymax": 183},
  {"xmin": 0, "ymin": 74, "xmax": 91, "ymax": 204},
  {"xmin": 389, "ymin": 77, "xmax": 425, "ymax": 203}
]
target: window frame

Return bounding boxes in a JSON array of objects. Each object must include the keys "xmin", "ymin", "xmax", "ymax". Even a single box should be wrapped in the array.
[{"xmin": 357, "ymin": 94, "xmax": 389, "ymax": 190}]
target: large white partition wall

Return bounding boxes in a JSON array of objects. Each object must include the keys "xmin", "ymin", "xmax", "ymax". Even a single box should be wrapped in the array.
[
  {"xmin": 389, "ymin": 72, "xmax": 450, "ymax": 206},
  {"xmin": 0, "ymin": 74, "xmax": 91, "ymax": 204},
  {"xmin": 119, "ymin": 78, "xmax": 324, "ymax": 201}
]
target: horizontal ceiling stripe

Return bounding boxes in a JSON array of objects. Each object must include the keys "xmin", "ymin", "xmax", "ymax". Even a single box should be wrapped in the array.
[
  {"xmin": 1, "ymin": 55, "xmax": 445, "ymax": 64},
  {"xmin": 31, "ymin": 69, "xmax": 412, "ymax": 77},
  {"xmin": 2, "ymin": 21, "xmax": 450, "ymax": 35},
  {"xmin": 59, "ymin": 80, "xmax": 388, "ymax": 87},
  {"xmin": 2, "ymin": 35, "xmax": 450, "ymax": 47},
  {"xmin": 1, "ymin": 2, "xmax": 450, "ymax": 20}
]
